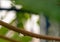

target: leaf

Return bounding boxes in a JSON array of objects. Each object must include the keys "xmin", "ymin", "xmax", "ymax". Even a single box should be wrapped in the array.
[
  {"xmin": 14, "ymin": 0, "xmax": 60, "ymax": 22},
  {"xmin": 0, "ymin": 39, "xmax": 9, "ymax": 42},
  {"xmin": 12, "ymin": 32, "xmax": 32, "ymax": 42},
  {"xmin": 20, "ymin": 36, "xmax": 32, "ymax": 42},
  {"xmin": 0, "ymin": 27, "xmax": 8, "ymax": 35},
  {"xmin": 16, "ymin": 12, "xmax": 30, "ymax": 28},
  {"xmin": 14, "ymin": 0, "xmax": 47, "ymax": 13}
]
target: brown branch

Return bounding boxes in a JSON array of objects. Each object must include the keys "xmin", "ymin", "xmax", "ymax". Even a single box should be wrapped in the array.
[
  {"xmin": 0, "ymin": 34, "xmax": 20, "ymax": 42},
  {"xmin": 0, "ymin": 20, "xmax": 60, "ymax": 41}
]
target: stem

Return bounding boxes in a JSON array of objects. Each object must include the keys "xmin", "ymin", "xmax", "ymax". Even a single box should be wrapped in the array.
[{"xmin": 0, "ymin": 20, "xmax": 60, "ymax": 41}]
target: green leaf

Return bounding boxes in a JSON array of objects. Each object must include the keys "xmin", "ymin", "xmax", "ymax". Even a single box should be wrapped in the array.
[
  {"xmin": 15, "ymin": 0, "xmax": 47, "ymax": 13},
  {"xmin": 14, "ymin": 0, "xmax": 60, "ymax": 22},
  {"xmin": 0, "ymin": 39, "xmax": 10, "ymax": 42},
  {"xmin": 12, "ymin": 32, "xmax": 32, "ymax": 42},
  {"xmin": 16, "ymin": 12, "xmax": 30, "ymax": 28},
  {"xmin": 0, "ymin": 27, "xmax": 8, "ymax": 35},
  {"xmin": 20, "ymin": 36, "xmax": 32, "ymax": 42}
]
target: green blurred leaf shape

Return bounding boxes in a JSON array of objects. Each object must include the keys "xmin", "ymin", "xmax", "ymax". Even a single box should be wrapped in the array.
[
  {"xmin": 17, "ymin": 12, "xmax": 30, "ymax": 28},
  {"xmin": 12, "ymin": 32, "xmax": 32, "ymax": 42},
  {"xmin": 0, "ymin": 39, "xmax": 10, "ymax": 42},
  {"xmin": 0, "ymin": 27, "xmax": 8, "ymax": 35},
  {"xmin": 15, "ymin": 0, "xmax": 60, "ymax": 22}
]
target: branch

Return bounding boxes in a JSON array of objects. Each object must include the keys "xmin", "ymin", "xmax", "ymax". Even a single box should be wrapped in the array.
[
  {"xmin": 0, "ymin": 35, "xmax": 20, "ymax": 42},
  {"xmin": 0, "ymin": 8, "xmax": 37, "ymax": 14},
  {"xmin": 0, "ymin": 20, "xmax": 60, "ymax": 41}
]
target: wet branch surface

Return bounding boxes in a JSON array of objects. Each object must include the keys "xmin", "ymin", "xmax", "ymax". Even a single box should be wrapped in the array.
[{"xmin": 0, "ymin": 20, "xmax": 60, "ymax": 41}]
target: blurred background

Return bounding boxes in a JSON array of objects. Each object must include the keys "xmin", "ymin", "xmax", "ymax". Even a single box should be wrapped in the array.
[{"xmin": 0, "ymin": 0, "xmax": 60, "ymax": 42}]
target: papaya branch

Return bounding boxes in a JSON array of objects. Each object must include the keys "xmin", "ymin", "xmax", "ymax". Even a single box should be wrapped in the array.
[
  {"xmin": 0, "ymin": 34, "xmax": 20, "ymax": 42},
  {"xmin": 0, "ymin": 20, "xmax": 60, "ymax": 41}
]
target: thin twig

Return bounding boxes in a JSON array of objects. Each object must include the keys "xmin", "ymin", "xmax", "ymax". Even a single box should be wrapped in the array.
[
  {"xmin": 0, "ymin": 20, "xmax": 60, "ymax": 41},
  {"xmin": 0, "ymin": 8, "xmax": 37, "ymax": 14},
  {"xmin": 0, "ymin": 34, "xmax": 20, "ymax": 42}
]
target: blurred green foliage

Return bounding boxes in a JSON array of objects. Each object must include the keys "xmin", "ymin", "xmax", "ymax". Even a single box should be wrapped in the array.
[
  {"xmin": 14, "ymin": 0, "xmax": 60, "ymax": 22},
  {"xmin": 12, "ymin": 32, "xmax": 32, "ymax": 42},
  {"xmin": 0, "ymin": 12, "xmax": 32, "ymax": 42},
  {"xmin": 0, "ymin": 39, "xmax": 10, "ymax": 42},
  {"xmin": 1, "ymin": 0, "xmax": 60, "ymax": 42},
  {"xmin": 16, "ymin": 12, "xmax": 31, "ymax": 28},
  {"xmin": 0, "ymin": 27, "xmax": 8, "ymax": 35},
  {"xmin": 0, "ymin": 26, "xmax": 10, "ymax": 42},
  {"xmin": 16, "ymin": 12, "xmax": 32, "ymax": 42}
]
